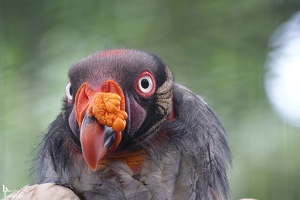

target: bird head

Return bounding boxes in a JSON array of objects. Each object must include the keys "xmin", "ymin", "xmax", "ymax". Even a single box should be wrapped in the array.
[{"xmin": 65, "ymin": 49, "xmax": 173, "ymax": 171}]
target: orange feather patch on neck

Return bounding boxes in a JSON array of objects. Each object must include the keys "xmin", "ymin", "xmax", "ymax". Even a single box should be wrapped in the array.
[{"xmin": 97, "ymin": 149, "xmax": 147, "ymax": 172}]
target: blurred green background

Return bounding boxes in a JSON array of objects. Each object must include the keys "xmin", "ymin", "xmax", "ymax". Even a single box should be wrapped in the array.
[{"xmin": 1, "ymin": 1, "xmax": 300, "ymax": 199}]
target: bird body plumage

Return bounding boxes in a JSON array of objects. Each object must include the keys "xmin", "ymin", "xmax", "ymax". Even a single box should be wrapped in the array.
[{"xmin": 31, "ymin": 49, "xmax": 231, "ymax": 200}]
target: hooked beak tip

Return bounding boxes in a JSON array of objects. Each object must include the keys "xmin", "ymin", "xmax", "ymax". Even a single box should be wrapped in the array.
[{"xmin": 79, "ymin": 114, "xmax": 107, "ymax": 171}]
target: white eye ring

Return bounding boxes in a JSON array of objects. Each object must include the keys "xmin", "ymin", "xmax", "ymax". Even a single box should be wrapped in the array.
[
  {"xmin": 65, "ymin": 82, "xmax": 73, "ymax": 100},
  {"xmin": 138, "ymin": 75, "xmax": 154, "ymax": 94}
]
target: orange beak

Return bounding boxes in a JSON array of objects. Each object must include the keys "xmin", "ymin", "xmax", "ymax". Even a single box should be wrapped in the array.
[{"xmin": 75, "ymin": 80, "xmax": 127, "ymax": 170}]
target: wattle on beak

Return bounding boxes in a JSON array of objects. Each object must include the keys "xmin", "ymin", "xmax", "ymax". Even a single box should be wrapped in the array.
[{"xmin": 75, "ymin": 80, "xmax": 127, "ymax": 171}]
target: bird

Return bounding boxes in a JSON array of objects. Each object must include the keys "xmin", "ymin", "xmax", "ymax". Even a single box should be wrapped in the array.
[{"xmin": 30, "ymin": 49, "xmax": 231, "ymax": 200}]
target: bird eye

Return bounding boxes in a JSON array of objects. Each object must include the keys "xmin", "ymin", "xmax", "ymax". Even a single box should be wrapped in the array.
[
  {"xmin": 136, "ymin": 71, "xmax": 155, "ymax": 96},
  {"xmin": 66, "ymin": 82, "xmax": 73, "ymax": 100}
]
